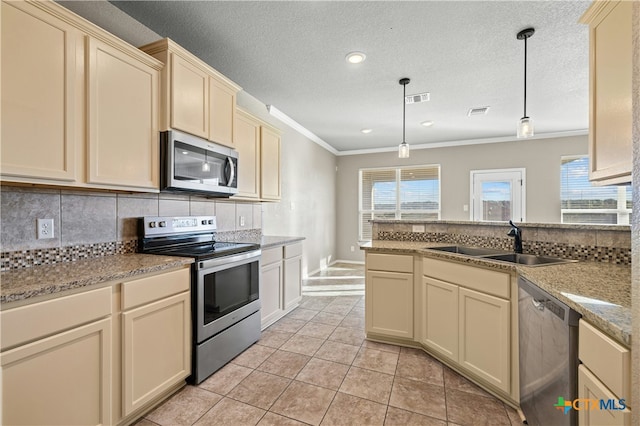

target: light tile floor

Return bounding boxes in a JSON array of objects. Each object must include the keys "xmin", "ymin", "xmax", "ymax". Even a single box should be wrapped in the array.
[{"xmin": 137, "ymin": 263, "xmax": 522, "ymax": 426}]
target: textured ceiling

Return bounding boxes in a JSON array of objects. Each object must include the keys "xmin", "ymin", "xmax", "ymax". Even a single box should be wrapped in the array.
[{"xmin": 66, "ymin": 1, "xmax": 591, "ymax": 153}]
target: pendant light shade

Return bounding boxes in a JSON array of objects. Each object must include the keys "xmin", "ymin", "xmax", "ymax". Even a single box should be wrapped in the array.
[
  {"xmin": 517, "ymin": 28, "xmax": 535, "ymax": 138},
  {"xmin": 398, "ymin": 78, "xmax": 410, "ymax": 158}
]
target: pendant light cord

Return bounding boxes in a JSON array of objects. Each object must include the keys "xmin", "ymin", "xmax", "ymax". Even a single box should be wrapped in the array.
[
  {"xmin": 402, "ymin": 83, "xmax": 406, "ymax": 143},
  {"xmin": 523, "ymin": 35, "xmax": 527, "ymax": 118}
]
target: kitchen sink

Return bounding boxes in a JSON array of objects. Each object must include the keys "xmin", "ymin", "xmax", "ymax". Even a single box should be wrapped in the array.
[
  {"xmin": 427, "ymin": 245, "xmax": 509, "ymax": 256},
  {"xmin": 482, "ymin": 253, "xmax": 576, "ymax": 266}
]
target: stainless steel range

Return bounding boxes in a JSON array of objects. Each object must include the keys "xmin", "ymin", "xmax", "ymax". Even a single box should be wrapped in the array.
[{"xmin": 140, "ymin": 215, "xmax": 261, "ymax": 384}]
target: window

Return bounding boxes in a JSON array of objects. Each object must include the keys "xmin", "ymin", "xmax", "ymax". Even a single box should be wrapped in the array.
[
  {"xmin": 560, "ymin": 156, "xmax": 632, "ymax": 225},
  {"xmin": 359, "ymin": 165, "xmax": 441, "ymax": 240}
]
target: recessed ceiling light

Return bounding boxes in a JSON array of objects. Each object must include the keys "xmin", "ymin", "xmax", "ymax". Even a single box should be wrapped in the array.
[
  {"xmin": 361, "ymin": 128, "xmax": 373, "ymax": 134},
  {"xmin": 346, "ymin": 51, "xmax": 366, "ymax": 64},
  {"xmin": 421, "ymin": 121, "xmax": 434, "ymax": 127}
]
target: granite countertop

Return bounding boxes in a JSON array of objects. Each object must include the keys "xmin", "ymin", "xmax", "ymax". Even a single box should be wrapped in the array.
[
  {"xmin": 361, "ymin": 241, "xmax": 631, "ymax": 348},
  {"xmin": 259, "ymin": 235, "xmax": 305, "ymax": 249},
  {"xmin": 0, "ymin": 254, "xmax": 194, "ymax": 306}
]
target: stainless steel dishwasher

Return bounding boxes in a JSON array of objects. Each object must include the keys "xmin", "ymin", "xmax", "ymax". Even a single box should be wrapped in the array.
[{"xmin": 519, "ymin": 276, "xmax": 581, "ymax": 426}]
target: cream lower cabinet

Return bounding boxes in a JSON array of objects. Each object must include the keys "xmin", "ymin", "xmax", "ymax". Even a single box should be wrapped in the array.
[
  {"xmin": 283, "ymin": 242, "xmax": 303, "ymax": 311},
  {"xmin": 260, "ymin": 246, "xmax": 284, "ymax": 328},
  {"xmin": 578, "ymin": 319, "xmax": 631, "ymax": 425},
  {"xmin": 120, "ymin": 268, "xmax": 191, "ymax": 418},
  {"xmin": 1, "ymin": 287, "xmax": 112, "ymax": 425},
  {"xmin": 1, "ymin": 0, "xmax": 162, "ymax": 191},
  {"xmin": 420, "ymin": 257, "xmax": 514, "ymax": 399},
  {"xmin": 259, "ymin": 241, "xmax": 304, "ymax": 329},
  {"xmin": 365, "ymin": 253, "xmax": 414, "ymax": 340}
]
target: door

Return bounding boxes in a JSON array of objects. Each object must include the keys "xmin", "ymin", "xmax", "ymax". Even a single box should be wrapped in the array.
[
  {"xmin": 122, "ymin": 291, "xmax": 191, "ymax": 416},
  {"xmin": 208, "ymin": 76, "xmax": 236, "ymax": 147},
  {"xmin": 2, "ymin": 318, "xmax": 112, "ymax": 426},
  {"xmin": 422, "ymin": 277, "xmax": 459, "ymax": 362},
  {"xmin": 171, "ymin": 54, "xmax": 209, "ymax": 138},
  {"xmin": 458, "ymin": 287, "xmax": 510, "ymax": 393},
  {"xmin": 87, "ymin": 38, "xmax": 159, "ymax": 189},
  {"xmin": 471, "ymin": 169, "xmax": 525, "ymax": 222},
  {"xmin": 365, "ymin": 270, "xmax": 414, "ymax": 339},
  {"xmin": 1, "ymin": 1, "xmax": 79, "ymax": 182},
  {"xmin": 234, "ymin": 110, "xmax": 261, "ymax": 199},
  {"xmin": 260, "ymin": 260, "xmax": 283, "ymax": 328},
  {"xmin": 260, "ymin": 126, "xmax": 282, "ymax": 200}
]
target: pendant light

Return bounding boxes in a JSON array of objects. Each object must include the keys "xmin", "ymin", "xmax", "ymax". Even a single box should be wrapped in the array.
[
  {"xmin": 398, "ymin": 78, "xmax": 410, "ymax": 158},
  {"xmin": 517, "ymin": 28, "xmax": 535, "ymax": 138}
]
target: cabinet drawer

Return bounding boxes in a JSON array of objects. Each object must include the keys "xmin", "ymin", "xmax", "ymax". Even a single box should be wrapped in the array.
[
  {"xmin": 284, "ymin": 242, "xmax": 303, "ymax": 259},
  {"xmin": 122, "ymin": 267, "xmax": 190, "ymax": 310},
  {"xmin": 423, "ymin": 257, "xmax": 510, "ymax": 299},
  {"xmin": 1, "ymin": 286, "xmax": 111, "ymax": 350},
  {"xmin": 579, "ymin": 320, "xmax": 630, "ymax": 399},
  {"xmin": 367, "ymin": 253, "xmax": 413, "ymax": 273},
  {"xmin": 262, "ymin": 246, "xmax": 283, "ymax": 266}
]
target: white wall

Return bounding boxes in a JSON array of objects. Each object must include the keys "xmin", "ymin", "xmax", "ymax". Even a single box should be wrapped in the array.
[
  {"xmin": 336, "ymin": 135, "xmax": 588, "ymax": 261},
  {"xmin": 236, "ymin": 92, "xmax": 338, "ymax": 276}
]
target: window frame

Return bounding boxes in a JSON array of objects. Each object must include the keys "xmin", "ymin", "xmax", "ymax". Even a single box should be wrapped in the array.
[
  {"xmin": 358, "ymin": 164, "xmax": 441, "ymax": 241},
  {"xmin": 560, "ymin": 155, "xmax": 632, "ymax": 225}
]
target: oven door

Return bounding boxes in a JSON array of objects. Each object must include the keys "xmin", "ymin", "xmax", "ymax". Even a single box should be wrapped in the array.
[{"xmin": 196, "ymin": 250, "xmax": 261, "ymax": 342}]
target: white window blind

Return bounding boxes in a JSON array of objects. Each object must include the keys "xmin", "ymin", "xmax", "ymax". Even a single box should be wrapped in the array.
[
  {"xmin": 560, "ymin": 156, "xmax": 632, "ymax": 225},
  {"xmin": 359, "ymin": 165, "xmax": 440, "ymax": 240}
]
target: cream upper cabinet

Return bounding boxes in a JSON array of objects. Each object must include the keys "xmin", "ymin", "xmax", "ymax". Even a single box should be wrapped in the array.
[
  {"xmin": 260, "ymin": 125, "xmax": 282, "ymax": 201},
  {"xmin": 171, "ymin": 54, "xmax": 209, "ymax": 139},
  {"xmin": 580, "ymin": 0, "xmax": 633, "ymax": 185},
  {"xmin": 140, "ymin": 38, "xmax": 241, "ymax": 148},
  {"xmin": 234, "ymin": 108, "xmax": 261, "ymax": 199},
  {"xmin": 87, "ymin": 38, "xmax": 159, "ymax": 190},
  {"xmin": 1, "ymin": 0, "xmax": 162, "ymax": 191},
  {"xmin": 1, "ymin": 0, "xmax": 80, "ymax": 182},
  {"xmin": 209, "ymin": 76, "xmax": 237, "ymax": 147},
  {"xmin": 365, "ymin": 253, "xmax": 414, "ymax": 339}
]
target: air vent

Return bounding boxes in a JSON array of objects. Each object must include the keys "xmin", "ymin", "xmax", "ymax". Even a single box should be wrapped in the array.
[
  {"xmin": 405, "ymin": 92, "xmax": 430, "ymax": 104},
  {"xmin": 468, "ymin": 106, "xmax": 490, "ymax": 116}
]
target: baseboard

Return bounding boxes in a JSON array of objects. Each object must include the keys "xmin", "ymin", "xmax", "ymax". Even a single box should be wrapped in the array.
[
  {"xmin": 331, "ymin": 259, "xmax": 365, "ymax": 265},
  {"xmin": 305, "ymin": 259, "xmax": 365, "ymax": 278}
]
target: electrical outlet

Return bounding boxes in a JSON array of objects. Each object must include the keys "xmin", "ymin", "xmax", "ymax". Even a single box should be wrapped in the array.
[
  {"xmin": 37, "ymin": 218, "xmax": 55, "ymax": 239},
  {"xmin": 239, "ymin": 216, "xmax": 245, "ymax": 227},
  {"xmin": 350, "ymin": 246, "xmax": 355, "ymax": 252}
]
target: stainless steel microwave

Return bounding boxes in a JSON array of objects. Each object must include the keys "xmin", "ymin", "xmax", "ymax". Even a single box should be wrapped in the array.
[{"xmin": 161, "ymin": 130, "xmax": 238, "ymax": 197}]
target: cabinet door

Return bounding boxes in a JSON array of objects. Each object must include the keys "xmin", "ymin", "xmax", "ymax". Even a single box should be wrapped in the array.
[
  {"xmin": 1, "ymin": 1, "xmax": 78, "ymax": 182},
  {"xmin": 2, "ymin": 318, "xmax": 111, "ymax": 426},
  {"xmin": 284, "ymin": 255, "xmax": 302, "ymax": 311},
  {"xmin": 578, "ymin": 365, "xmax": 630, "ymax": 426},
  {"xmin": 122, "ymin": 291, "xmax": 191, "ymax": 416},
  {"xmin": 234, "ymin": 110, "xmax": 261, "ymax": 199},
  {"xmin": 422, "ymin": 277, "xmax": 458, "ymax": 362},
  {"xmin": 170, "ymin": 54, "xmax": 209, "ymax": 138},
  {"xmin": 260, "ymin": 126, "xmax": 282, "ymax": 201},
  {"xmin": 209, "ymin": 76, "xmax": 236, "ymax": 147},
  {"xmin": 260, "ymin": 261, "xmax": 283, "ymax": 328},
  {"xmin": 586, "ymin": 0, "xmax": 632, "ymax": 184},
  {"xmin": 87, "ymin": 38, "xmax": 159, "ymax": 190},
  {"xmin": 365, "ymin": 270, "xmax": 413, "ymax": 339},
  {"xmin": 459, "ymin": 287, "xmax": 510, "ymax": 393}
]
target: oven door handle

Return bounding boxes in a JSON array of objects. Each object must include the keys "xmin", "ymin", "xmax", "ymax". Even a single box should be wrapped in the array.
[{"xmin": 198, "ymin": 249, "xmax": 261, "ymax": 271}]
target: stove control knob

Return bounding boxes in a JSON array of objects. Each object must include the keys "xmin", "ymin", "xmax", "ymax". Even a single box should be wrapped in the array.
[
  {"xmin": 159, "ymin": 221, "xmax": 167, "ymax": 227},
  {"xmin": 201, "ymin": 220, "xmax": 207, "ymax": 225},
  {"xmin": 208, "ymin": 220, "xmax": 214, "ymax": 225},
  {"xmin": 149, "ymin": 222, "xmax": 156, "ymax": 228}
]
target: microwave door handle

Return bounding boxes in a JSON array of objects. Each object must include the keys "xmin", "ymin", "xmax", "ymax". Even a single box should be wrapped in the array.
[{"xmin": 226, "ymin": 157, "xmax": 235, "ymax": 185}]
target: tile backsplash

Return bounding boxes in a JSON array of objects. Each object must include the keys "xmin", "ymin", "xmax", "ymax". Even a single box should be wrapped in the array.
[
  {"xmin": 0, "ymin": 185, "xmax": 262, "ymax": 271},
  {"xmin": 372, "ymin": 220, "xmax": 632, "ymax": 265}
]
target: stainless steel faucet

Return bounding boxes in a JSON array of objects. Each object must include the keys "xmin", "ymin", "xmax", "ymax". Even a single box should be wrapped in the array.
[{"xmin": 507, "ymin": 220, "xmax": 523, "ymax": 253}]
